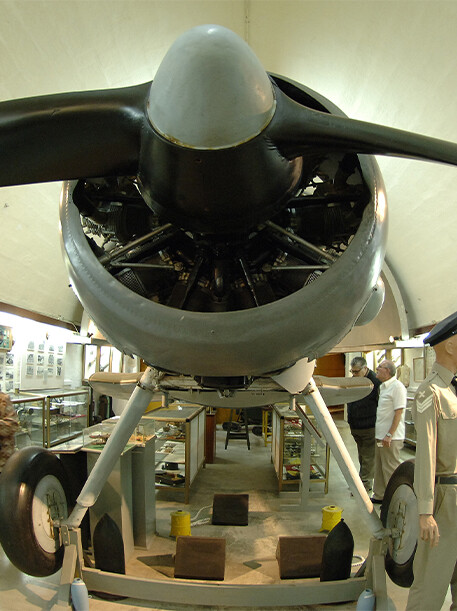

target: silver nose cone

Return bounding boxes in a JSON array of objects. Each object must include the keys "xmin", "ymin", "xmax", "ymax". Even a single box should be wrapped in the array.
[{"xmin": 147, "ymin": 24, "xmax": 276, "ymax": 150}]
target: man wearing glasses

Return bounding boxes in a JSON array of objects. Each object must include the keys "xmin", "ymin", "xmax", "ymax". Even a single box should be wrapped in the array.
[
  {"xmin": 371, "ymin": 359, "xmax": 407, "ymax": 503},
  {"xmin": 347, "ymin": 357, "xmax": 380, "ymax": 494}
]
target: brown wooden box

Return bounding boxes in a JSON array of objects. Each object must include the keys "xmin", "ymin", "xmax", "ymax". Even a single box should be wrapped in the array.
[
  {"xmin": 212, "ymin": 493, "xmax": 249, "ymax": 525},
  {"xmin": 276, "ymin": 535, "xmax": 327, "ymax": 579},
  {"xmin": 174, "ymin": 536, "xmax": 226, "ymax": 580}
]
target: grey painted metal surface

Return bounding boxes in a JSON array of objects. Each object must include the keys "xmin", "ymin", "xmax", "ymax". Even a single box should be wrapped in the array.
[
  {"xmin": 148, "ymin": 25, "xmax": 275, "ymax": 149},
  {"xmin": 300, "ymin": 380, "xmax": 385, "ymax": 539},
  {"xmin": 80, "ymin": 566, "xmax": 367, "ymax": 607},
  {"xmin": 65, "ymin": 368, "xmax": 158, "ymax": 528},
  {"xmin": 61, "ymin": 159, "xmax": 386, "ymax": 378}
]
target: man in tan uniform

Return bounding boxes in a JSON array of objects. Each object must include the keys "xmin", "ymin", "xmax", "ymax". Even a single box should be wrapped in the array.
[
  {"xmin": 0, "ymin": 392, "xmax": 19, "ymax": 470},
  {"xmin": 406, "ymin": 311, "xmax": 457, "ymax": 611}
]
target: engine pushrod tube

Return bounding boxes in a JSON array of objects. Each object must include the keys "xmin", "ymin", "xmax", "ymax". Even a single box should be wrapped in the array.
[
  {"xmin": 64, "ymin": 367, "xmax": 158, "ymax": 528},
  {"xmin": 110, "ymin": 262, "xmax": 175, "ymax": 270},
  {"xmin": 264, "ymin": 220, "xmax": 335, "ymax": 263},
  {"xmin": 269, "ymin": 265, "xmax": 329, "ymax": 271},
  {"xmin": 300, "ymin": 378, "xmax": 385, "ymax": 539},
  {"xmin": 99, "ymin": 223, "xmax": 173, "ymax": 264}
]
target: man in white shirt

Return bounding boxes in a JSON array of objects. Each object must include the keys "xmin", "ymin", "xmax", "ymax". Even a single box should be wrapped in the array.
[{"xmin": 371, "ymin": 359, "xmax": 406, "ymax": 503}]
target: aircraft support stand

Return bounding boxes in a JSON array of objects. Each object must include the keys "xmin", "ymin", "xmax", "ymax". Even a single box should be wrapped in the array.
[
  {"xmin": 65, "ymin": 367, "xmax": 160, "ymax": 529},
  {"xmin": 52, "ymin": 372, "xmax": 393, "ymax": 609}
]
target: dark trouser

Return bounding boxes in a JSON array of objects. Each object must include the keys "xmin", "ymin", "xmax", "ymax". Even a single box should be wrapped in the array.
[{"xmin": 350, "ymin": 427, "xmax": 375, "ymax": 492}]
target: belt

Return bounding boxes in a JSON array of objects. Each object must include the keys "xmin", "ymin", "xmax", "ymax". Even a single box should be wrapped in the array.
[{"xmin": 435, "ymin": 475, "xmax": 457, "ymax": 484}]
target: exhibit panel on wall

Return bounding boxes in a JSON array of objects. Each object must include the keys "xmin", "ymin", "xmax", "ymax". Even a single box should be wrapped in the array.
[{"xmin": 0, "ymin": 312, "xmax": 80, "ymax": 392}]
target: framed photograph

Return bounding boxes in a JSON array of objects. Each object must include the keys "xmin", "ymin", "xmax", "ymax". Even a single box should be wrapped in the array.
[
  {"xmin": 100, "ymin": 346, "xmax": 111, "ymax": 372},
  {"xmin": 38, "ymin": 341, "xmax": 45, "ymax": 352},
  {"xmin": 0, "ymin": 325, "xmax": 13, "ymax": 351},
  {"xmin": 48, "ymin": 354, "xmax": 54, "ymax": 366},
  {"xmin": 47, "ymin": 366, "xmax": 54, "ymax": 376},
  {"xmin": 57, "ymin": 345, "xmax": 64, "ymax": 354},
  {"xmin": 37, "ymin": 354, "xmax": 44, "ymax": 366},
  {"xmin": 84, "ymin": 345, "xmax": 97, "ymax": 379},
  {"xmin": 27, "ymin": 353, "xmax": 35, "ymax": 364},
  {"xmin": 425, "ymin": 346, "xmax": 435, "ymax": 377},
  {"xmin": 36, "ymin": 366, "xmax": 44, "ymax": 377},
  {"xmin": 5, "ymin": 380, "xmax": 13, "ymax": 392},
  {"xmin": 56, "ymin": 366, "xmax": 62, "ymax": 377},
  {"xmin": 48, "ymin": 344, "xmax": 55, "ymax": 353},
  {"xmin": 413, "ymin": 357, "xmax": 425, "ymax": 382},
  {"xmin": 27, "ymin": 340, "xmax": 35, "ymax": 351},
  {"xmin": 57, "ymin": 357, "xmax": 63, "ymax": 367},
  {"xmin": 26, "ymin": 365, "xmax": 34, "ymax": 376},
  {"xmin": 111, "ymin": 348, "xmax": 122, "ymax": 373},
  {"xmin": 5, "ymin": 352, "xmax": 14, "ymax": 366}
]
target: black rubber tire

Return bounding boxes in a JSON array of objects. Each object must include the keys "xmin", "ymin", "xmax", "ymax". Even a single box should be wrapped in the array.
[
  {"xmin": 380, "ymin": 459, "xmax": 417, "ymax": 587},
  {"xmin": 0, "ymin": 446, "xmax": 72, "ymax": 577}
]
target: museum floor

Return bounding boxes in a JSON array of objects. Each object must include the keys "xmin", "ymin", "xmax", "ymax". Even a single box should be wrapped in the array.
[{"xmin": 0, "ymin": 414, "xmax": 452, "ymax": 610}]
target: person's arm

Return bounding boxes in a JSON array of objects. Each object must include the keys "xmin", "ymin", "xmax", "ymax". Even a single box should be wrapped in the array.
[
  {"xmin": 382, "ymin": 382, "xmax": 406, "ymax": 446},
  {"xmin": 413, "ymin": 386, "xmax": 439, "ymax": 547},
  {"xmin": 382, "ymin": 408, "xmax": 403, "ymax": 446},
  {"xmin": 419, "ymin": 514, "xmax": 440, "ymax": 547}
]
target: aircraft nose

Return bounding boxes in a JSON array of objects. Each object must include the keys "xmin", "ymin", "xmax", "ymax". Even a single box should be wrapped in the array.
[{"xmin": 147, "ymin": 24, "xmax": 276, "ymax": 149}]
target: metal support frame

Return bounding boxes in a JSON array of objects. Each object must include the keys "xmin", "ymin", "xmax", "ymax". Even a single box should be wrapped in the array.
[
  {"xmin": 64, "ymin": 367, "xmax": 159, "ymax": 528},
  {"xmin": 301, "ymin": 378, "xmax": 386, "ymax": 539},
  {"xmin": 53, "ymin": 373, "xmax": 391, "ymax": 609}
]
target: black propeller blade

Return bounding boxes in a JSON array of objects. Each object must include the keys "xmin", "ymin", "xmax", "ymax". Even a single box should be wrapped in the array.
[
  {"xmin": 270, "ymin": 86, "xmax": 457, "ymax": 167},
  {"xmin": 0, "ymin": 82, "xmax": 150, "ymax": 187}
]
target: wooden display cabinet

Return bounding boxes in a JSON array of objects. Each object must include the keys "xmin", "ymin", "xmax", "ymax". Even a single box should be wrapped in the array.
[
  {"xmin": 272, "ymin": 403, "xmax": 330, "ymax": 494},
  {"xmin": 149, "ymin": 404, "xmax": 206, "ymax": 504}
]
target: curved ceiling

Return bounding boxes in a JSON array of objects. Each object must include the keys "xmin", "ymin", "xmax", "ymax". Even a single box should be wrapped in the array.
[{"xmin": 0, "ymin": 0, "xmax": 455, "ymax": 333}]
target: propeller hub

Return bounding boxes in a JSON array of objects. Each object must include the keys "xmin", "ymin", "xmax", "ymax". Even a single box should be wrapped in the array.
[{"xmin": 147, "ymin": 24, "xmax": 276, "ymax": 149}]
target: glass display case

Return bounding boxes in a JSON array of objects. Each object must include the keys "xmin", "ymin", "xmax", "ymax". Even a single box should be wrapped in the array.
[
  {"xmin": 149, "ymin": 404, "xmax": 206, "ymax": 504},
  {"xmin": 82, "ymin": 416, "xmax": 156, "ymax": 452},
  {"xmin": 44, "ymin": 389, "xmax": 90, "ymax": 447},
  {"xmin": 272, "ymin": 403, "xmax": 330, "ymax": 493},
  {"xmin": 11, "ymin": 388, "xmax": 90, "ymax": 448},
  {"xmin": 11, "ymin": 394, "xmax": 46, "ymax": 449}
]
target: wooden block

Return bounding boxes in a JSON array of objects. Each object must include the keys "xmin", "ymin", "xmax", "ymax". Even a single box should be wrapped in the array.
[
  {"xmin": 212, "ymin": 493, "xmax": 249, "ymax": 525},
  {"xmin": 276, "ymin": 535, "xmax": 327, "ymax": 579},
  {"xmin": 174, "ymin": 536, "xmax": 226, "ymax": 580}
]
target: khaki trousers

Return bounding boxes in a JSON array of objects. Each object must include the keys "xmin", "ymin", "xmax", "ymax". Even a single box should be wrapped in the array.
[
  {"xmin": 350, "ymin": 427, "xmax": 375, "ymax": 491},
  {"xmin": 372, "ymin": 439, "xmax": 403, "ymax": 500},
  {"xmin": 406, "ymin": 483, "xmax": 457, "ymax": 610}
]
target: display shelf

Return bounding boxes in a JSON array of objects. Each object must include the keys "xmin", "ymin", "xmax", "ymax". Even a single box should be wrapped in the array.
[
  {"xmin": 271, "ymin": 403, "xmax": 330, "ymax": 493},
  {"xmin": 147, "ymin": 404, "xmax": 206, "ymax": 503}
]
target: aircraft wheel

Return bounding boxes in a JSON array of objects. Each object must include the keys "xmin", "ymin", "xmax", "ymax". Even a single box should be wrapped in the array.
[
  {"xmin": 0, "ymin": 446, "xmax": 71, "ymax": 577},
  {"xmin": 380, "ymin": 459, "xmax": 418, "ymax": 587}
]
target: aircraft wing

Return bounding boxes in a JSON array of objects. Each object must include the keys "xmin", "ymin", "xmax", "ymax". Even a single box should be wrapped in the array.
[{"xmin": 88, "ymin": 371, "xmax": 372, "ymax": 407}]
